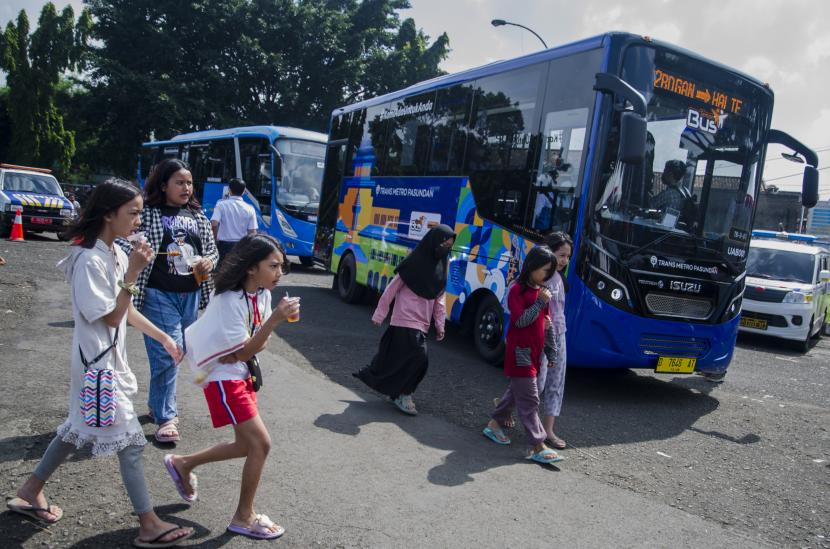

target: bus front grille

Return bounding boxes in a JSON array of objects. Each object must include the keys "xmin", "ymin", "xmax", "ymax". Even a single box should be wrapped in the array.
[
  {"xmin": 638, "ymin": 333, "xmax": 710, "ymax": 358},
  {"xmin": 645, "ymin": 293, "xmax": 713, "ymax": 320}
]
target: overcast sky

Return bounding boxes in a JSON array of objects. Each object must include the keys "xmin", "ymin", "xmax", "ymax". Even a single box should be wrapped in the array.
[{"xmin": 3, "ymin": 0, "xmax": 828, "ymax": 193}]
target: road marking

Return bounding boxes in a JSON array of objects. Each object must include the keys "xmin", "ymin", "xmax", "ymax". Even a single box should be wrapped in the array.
[
  {"xmin": 656, "ymin": 451, "xmax": 672, "ymax": 458},
  {"xmin": 775, "ymin": 356, "xmax": 799, "ymax": 363}
]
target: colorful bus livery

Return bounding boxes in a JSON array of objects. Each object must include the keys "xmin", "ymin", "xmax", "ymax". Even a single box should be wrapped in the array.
[
  {"xmin": 140, "ymin": 126, "xmax": 327, "ymax": 266},
  {"xmin": 316, "ymin": 32, "xmax": 819, "ymax": 377}
]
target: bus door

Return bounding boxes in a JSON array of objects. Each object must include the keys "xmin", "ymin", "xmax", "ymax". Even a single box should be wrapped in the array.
[
  {"xmin": 182, "ymin": 139, "xmax": 236, "ymax": 218},
  {"xmin": 238, "ymin": 136, "xmax": 273, "ymax": 230},
  {"xmin": 315, "ymin": 139, "xmax": 350, "ymax": 268}
]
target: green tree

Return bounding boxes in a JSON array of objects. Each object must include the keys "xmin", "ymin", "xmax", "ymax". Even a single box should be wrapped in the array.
[
  {"xmin": 84, "ymin": 0, "xmax": 449, "ymax": 175},
  {"xmin": 0, "ymin": 4, "xmax": 91, "ymax": 177}
]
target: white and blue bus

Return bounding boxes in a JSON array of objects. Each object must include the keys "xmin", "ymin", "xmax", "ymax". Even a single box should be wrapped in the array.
[
  {"xmin": 315, "ymin": 32, "xmax": 820, "ymax": 378},
  {"xmin": 140, "ymin": 126, "xmax": 327, "ymax": 266}
]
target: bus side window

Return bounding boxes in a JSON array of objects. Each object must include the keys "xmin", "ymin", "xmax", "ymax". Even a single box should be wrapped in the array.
[
  {"xmin": 206, "ymin": 139, "xmax": 235, "ymax": 183},
  {"xmin": 184, "ymin": 142, "xmax": 209, "ymax": 203},
  {"xmin": 529, "ymin": 49, "xmax": 602, "ymax": 237},
  {"xmin": 350, "ymin": 105, "xmax": 389, "ymax": 176},
  {"xmin": 383, "ymin": 92, "xmax": 435, "ymax": 177},
  {"xmin": 428, "ymin": 84, "xmax": 473, "ymax": 175},
  {"xmin": 465, "ymin": 64, "xmax": 545, "ymax": 230}
]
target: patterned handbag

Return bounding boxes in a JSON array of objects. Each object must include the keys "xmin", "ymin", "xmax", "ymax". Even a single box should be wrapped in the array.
[{"xmin": 79, "ymin": 327, "xmax": 119, "ymax": 428}]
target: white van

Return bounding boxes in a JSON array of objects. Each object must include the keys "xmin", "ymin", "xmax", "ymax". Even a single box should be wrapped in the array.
[{"xmin": 739, "ymin": 231, "xmax": 830, "ymax": 351}]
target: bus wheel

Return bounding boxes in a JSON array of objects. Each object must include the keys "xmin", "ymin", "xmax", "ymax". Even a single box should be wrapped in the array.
[
  {"xmin": 299, "ymin": 256, "xmax": 315, "ymax": 268},
  {"xmin": 474, "ymin": 294, "xmax": 505, "ymax": 365},
  {"xmin": 336, "ymin": 253, "xmax": 364, "ymax": 304}
]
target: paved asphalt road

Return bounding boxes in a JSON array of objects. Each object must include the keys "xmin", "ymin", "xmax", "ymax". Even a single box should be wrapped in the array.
[{"xmin": 0, "ymin": 236, "xmax": 827, "ymax": 548}]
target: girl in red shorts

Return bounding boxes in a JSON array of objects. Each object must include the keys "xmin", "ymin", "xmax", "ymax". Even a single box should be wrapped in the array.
[{"xmin": 164, "ymin": 234, "xmax": 299, "ymax": 540}]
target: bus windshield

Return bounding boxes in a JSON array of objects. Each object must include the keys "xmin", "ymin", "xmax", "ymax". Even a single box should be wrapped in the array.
[
  {"xmin": 2, "ymin": 172, "xmax": 63, "ymax": 196},
  {"xmin": 275, "ymin": 140, "xmax": 325, "ymax": 215},
  {"xmin": 593, "ymin": 46, "xmax": 771, "ymax": 267}
]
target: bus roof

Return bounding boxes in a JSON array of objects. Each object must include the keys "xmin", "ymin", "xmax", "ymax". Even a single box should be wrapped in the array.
[
  {"xmin": 143, "ymin": 125, "xmax": 327, "ymax": 147},
  {"xmin": 333, "ymin": 31, "xmax": 770, "ymax": 116}
]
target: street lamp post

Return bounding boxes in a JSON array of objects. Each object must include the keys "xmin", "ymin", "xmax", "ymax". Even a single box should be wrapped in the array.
[{"xmin": 491, "ymin": 19, "xmax": 548, "ymax": 49}]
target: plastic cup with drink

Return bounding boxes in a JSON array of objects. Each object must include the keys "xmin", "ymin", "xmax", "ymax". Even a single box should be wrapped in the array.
[
  {"xmin": 284, "ymin": 291, "xmax": 300, "ymax": 323},
  {"xmin": 182, "ymin": 247, "xmax": 209, "ymax": 285},
  {"xmin": 126, "ymin": 231, "xmax": 146, "ymax": 244}
]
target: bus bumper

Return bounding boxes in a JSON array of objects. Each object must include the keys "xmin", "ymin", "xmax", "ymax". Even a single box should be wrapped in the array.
[{"xmin": 567, "ymin": 286, "xmax": 738, "ymax": 374}]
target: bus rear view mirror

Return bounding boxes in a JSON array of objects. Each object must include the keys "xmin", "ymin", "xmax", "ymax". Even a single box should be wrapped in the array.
[
  {"xmin": 619, "ymin": 112, "xmax": 647, "ymax": 165},
  {"xmin": 593, "ymin": 73, "xmax": 648, "ymax": 165},
  {"xmin": 802, "ymin": 165, "xmax": 819, "ymax": 208}
]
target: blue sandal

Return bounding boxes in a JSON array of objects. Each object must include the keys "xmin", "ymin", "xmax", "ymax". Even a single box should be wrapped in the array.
[
  {"xmin": 527, "ymin": 447, "xmax": 564, "ymax": 464},
  {"xmin": 483, "ymin": 426, "xmax": 511, "ymax": 445}
]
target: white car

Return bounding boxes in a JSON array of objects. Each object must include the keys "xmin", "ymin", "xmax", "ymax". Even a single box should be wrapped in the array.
[{"xmin": 739, "ymin": 231, "xmax": 830, "ymax": 351}]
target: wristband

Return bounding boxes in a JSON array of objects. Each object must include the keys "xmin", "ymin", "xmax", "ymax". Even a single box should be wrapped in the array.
[{"xmin": 118, "ymin": 279, "xmax": 140, "ymax": 296}]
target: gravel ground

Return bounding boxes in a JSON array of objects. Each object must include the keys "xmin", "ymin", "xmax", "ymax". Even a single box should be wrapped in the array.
[{"xmin": 0, "ymin": 236, "xmax": 827, "ymax": 548}]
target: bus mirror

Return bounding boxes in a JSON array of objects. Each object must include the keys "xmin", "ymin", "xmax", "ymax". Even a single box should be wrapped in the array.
[
  {"xmin": 619, "ymin": 111, "xmax": 647, "ymax": 165},
  {"xmin": 801, "ymin": 165, "xmax": 819, "ymax": 208}
]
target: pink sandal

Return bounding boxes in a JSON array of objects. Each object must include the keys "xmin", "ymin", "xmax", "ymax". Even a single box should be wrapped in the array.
[
  {"xmin": 155, "ymin": 418, "xmax": 180, "ymax": 443},
  {"xmin": 227, "ymin": 514, "xmax": 285, "ymax": 540}
]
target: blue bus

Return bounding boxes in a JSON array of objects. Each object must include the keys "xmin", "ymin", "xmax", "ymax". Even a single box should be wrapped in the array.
[
  {"xmin": 314, "ymin": 32, "xmax": 820, "ymax": 379},
  {"xmin": 140, "ymin": 126, "xmax": 328, "ymax": 266}
]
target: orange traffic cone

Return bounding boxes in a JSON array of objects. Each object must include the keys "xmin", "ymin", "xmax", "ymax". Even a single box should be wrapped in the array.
[{"xmin": 9, "ymin": 206, "xmax": 24, "ymax": 242}]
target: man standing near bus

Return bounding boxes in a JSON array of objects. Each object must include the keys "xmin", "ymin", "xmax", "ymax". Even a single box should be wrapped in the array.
[{"xmin": 211, "ymin": 178, "xmax": 258, "ymax": 262}]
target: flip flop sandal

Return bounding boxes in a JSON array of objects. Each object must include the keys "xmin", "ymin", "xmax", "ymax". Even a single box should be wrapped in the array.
[
  {"xmin": 227, "ymin": 513, "xmax": 285, "ymax": 540},
  {"xmin": 6, "ymin": 497, "xmax": 63, "ymax": 524},
  {"xmin": 546, "ymin": 435, "xmax": 567, "ymax": 449},
  {"xmin": 155, "ymin": 419, "xmax": 180, "ymax": 443},
  {"xmin": 482, "ymin": 426, "xmax": 511, "ymax": 445},
  {"xmin": 163, "ymin": 454, "xmax": 198, "ymax": 503},
  {"xmin": 392, "ymin": 396, "xmax": 417, "ymax": 416},
  {"xmin": 526, "ymin": 448, "xmax": 564, "ymax": 465},
  {"xmin": 133, "ymin": 526, "xmax": 194, "ymax": 548},
  {"xmin": 492, "ymin": 398, "xmax": 516, "ymax": 428}
]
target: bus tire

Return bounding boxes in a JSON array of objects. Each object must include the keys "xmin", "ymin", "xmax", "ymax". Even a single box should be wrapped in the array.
[
  {"xmin": 336, "ymin": 252, "xmax": 364, "ymax": 304},
  {"xmin": 299, "ymin": 256, "xmax": 315, "ymax": 268},
  {"xmin": 473, "ymin": 294, "xmax": 505, "ymax": 365}
]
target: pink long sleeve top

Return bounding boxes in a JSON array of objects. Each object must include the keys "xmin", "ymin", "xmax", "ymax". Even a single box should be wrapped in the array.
[{"xmin": 372, "ymin": 275, "xmax": 446, "ymax": 335}]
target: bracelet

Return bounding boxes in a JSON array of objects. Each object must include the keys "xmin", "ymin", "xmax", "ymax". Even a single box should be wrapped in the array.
[{"xmin": 118, "ymin": 279, "xmax": 140, "ymax": 296}]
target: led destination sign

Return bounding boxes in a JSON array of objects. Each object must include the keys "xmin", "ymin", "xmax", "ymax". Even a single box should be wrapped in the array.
[{"xmin": 653, "ymin": 68, "xmax": 745, "ymax": 114}]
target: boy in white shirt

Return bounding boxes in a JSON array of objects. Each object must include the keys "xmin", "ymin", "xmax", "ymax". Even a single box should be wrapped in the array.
[{"xmin": 211, "ymin": 178, "xmax": 258, "ymax": 262}]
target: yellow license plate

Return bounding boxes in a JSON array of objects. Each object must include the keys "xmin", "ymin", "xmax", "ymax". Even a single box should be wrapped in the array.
[
  {"xmin": 655, "ymin": 356, "xmax": 697, "ymax": 374},
  {"xmin": 739, "ymin": 316, "xmax": 768, "ymax": 330}
]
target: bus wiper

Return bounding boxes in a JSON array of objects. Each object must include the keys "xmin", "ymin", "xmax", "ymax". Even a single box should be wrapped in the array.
[
  {"xmin": 748, "ymin": 273, "xmax": 774, "ymax": 279},
  {"xmin": 619, "ymin": 231, "xmax": 678, "ymax": 262}
]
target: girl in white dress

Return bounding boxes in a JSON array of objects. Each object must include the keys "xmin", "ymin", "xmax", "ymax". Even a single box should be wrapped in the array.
[{"xmin": 6, "ymin": 179, "xmax": 194, "ymax": 548}]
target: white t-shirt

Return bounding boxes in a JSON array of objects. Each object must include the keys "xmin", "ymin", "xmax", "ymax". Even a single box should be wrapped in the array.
[
  {"xmin": 211, "ymin": 196, "xmax": 258, "ymax": 242},
  {"xmin": 185, "ymin": 288, "xmax": 272, "ymax": 383}
]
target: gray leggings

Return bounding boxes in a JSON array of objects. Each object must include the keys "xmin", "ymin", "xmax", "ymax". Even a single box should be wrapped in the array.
[{"xmin": 33, "ymin": 435, "xmax": 153, "ymax": 515}]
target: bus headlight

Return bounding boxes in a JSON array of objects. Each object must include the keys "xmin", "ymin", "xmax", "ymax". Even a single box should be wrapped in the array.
[
  {"xmin": 783, "ymin": 291, "xmax": 812, "ymax": 304},
  {"xmin": 275, "ymin": 209, "xmax": 297, "ymax": 238}
]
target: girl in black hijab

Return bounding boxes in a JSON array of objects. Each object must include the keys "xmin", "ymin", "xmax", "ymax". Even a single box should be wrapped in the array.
[{"xmin": 354, "ymin": 224, "xmax": 455, "ymax": 415}]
